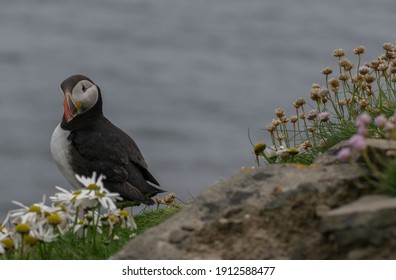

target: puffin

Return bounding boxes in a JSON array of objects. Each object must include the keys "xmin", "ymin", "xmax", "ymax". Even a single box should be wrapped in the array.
[{"xmin": 50, "ymin": 74, "xmax": 164, "ymax": 206}]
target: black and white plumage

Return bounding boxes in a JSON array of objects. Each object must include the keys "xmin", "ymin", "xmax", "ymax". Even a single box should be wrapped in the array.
[{"xmin": 50, "ymin": 74, "xmax": 164, "ymax": 206}]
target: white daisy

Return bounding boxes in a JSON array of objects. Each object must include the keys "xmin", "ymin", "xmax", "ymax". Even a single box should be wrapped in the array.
[
  {"xmin": 264, "ymin": 146, "xmax": 277, "ymax": 158},
  {"xmin": 50, "ymin": 186, "xmax": 78, "ymax": 205},
  {"xmin": 95, "ymin": 192, "xmax": 120, "ymax": 211},
  {"xmin": 75, "ymin": 171, "xmax": 106, "ymax": 189},
  {"xmin": 73, "ymin": 210, "xmax": 103, "ymax": 237},
  {"xmin": 118, "ymin": 209, "xmax": 137, "ymax": 231},
  {"xmin": 75, "ymin": 172, "xmax": 122, "ymax": 210},
  {"xmin": 70, "ymin": 189, "xmax": 99, "ymax": 209},
  {"xmin": 8, "ymin": 196, "xmax": 53, "ymax": 226},
  {"xmin": 30, "ymin": 221, "xmax": 59, "ymax": 243}
]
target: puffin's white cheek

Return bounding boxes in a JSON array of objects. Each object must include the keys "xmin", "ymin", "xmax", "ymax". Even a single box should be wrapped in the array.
[
  {"xmin": 70, "ymin": 85, "xmax": 98, "ymax": 113},
  {"xmin": 85, "ymin": 89, "xmax": 99, "ymax": 109}
]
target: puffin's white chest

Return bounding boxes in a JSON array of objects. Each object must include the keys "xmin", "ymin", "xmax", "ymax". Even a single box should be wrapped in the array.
[{"xmin": 50, "ymin": 123, "xmax": 81, "ymax": 188}]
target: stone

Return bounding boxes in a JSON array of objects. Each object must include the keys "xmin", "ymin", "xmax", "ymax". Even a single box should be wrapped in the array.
[
  {"xmin": 322, "ymin": 195, "xmax": 396, "ymax": 232},
  {"xmin": 321, "ymin": 195, "xmax": 396, "ymax": 247},
  {"xmin": 110, "ymin": 147, "xmax": 396, "ymax": 260}
]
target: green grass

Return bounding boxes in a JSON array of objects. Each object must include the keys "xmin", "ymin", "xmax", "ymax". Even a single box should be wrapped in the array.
[
  {"xmin": 2, "ymin": 206, "xmax": 181, "ymax": 260},
  {"xmin": 134, "ymin": 206, "xmax": 181, "ymax": 236}
]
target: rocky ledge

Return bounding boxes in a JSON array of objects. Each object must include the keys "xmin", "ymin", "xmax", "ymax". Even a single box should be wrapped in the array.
[{"xmin": 111, "ymin": 140, "xmax": 396, "ymax": 260}]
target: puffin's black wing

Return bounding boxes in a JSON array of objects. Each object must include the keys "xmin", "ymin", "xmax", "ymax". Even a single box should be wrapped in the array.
[{"xmin": 68, "ymin": 117, "xmax": 164, "ymax": 205}]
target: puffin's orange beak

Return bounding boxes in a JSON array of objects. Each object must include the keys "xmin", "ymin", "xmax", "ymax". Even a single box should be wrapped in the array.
[{"xmin": 63, "ymin": 92, "xmax": 80, "ymax": 122}]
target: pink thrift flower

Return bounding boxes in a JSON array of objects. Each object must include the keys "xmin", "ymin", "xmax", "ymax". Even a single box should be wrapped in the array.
[
  {"xmin": 358, "ymin": 126, "xmax": 368, "ymax": 137},
  {"xmin": 307, "ymin": 109, "xmax": 318, "ymax": 120},
  {"xmin": 349, "ymin": 134, "xmax": 367, "ymax": 151},
  {"xmin": 355, "ymin": 113, "xmax": 371, "ymax": 128},
  {"xmin": 374, "ymin": 115, "xmax": 387, "ymax": 127},
  {"xmin": 337, "ymin": 147, "xmax": 351, "ymax": 161},
  {"xmin": 358, "ymin": 65, "xmax": 370, "ymax": 75},
  {"xmin": 318, "ymin": 111, "xmax": 329, "ymax": 122}
]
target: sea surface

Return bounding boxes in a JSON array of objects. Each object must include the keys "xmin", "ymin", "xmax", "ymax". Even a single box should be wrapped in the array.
[{"xmin": 0, "ymin": 0, "xmax": 395, "ymax": 219}]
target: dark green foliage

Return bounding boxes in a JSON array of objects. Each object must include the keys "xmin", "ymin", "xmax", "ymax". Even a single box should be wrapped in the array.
[{"xmin": 379, "ymin": 159, "xmax": 396, "ymax": 195}]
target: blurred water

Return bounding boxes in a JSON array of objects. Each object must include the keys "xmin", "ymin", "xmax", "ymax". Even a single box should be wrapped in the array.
[{"xmin": 0, "ymin": 0, "xmax": 395, "ymax": 219}]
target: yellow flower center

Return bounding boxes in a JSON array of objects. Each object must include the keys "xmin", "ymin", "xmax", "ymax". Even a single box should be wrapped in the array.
[
  {"xmin": 48, "ymin": 213, "xmax": 62, "ymax": 225},
  {"xmin": 1, "ymin": 238, "xmax": 14, "ymax": 249},
  {"xmin": 108, "ymin": 215, "xmax": 116, "ymax": 223},
  {"xmin": 119, "ymin": 210, "xmax": 129, "ymax": 217},
  {"xmin": 15, "ymin": 223, "xmax": 30, "ymax": 234},
  {"xmin": 24, "ymin": 235, "xmax": 38, "ymax": 246},
  {"xmin": 29, "ymin": 205, "xmax": 41, "ymax": 213},
  {"xmin": 289, "ymin": 147, "xmax": 299, "ymax": 155},
  {"xmin": 87, "ymin": 184, "xmax": 100, "ymax": 191}
]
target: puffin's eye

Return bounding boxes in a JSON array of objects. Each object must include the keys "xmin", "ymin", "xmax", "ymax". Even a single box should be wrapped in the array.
[{"xmin": 82, "ymin": 84, "xmax": 86, "ymax": 92}]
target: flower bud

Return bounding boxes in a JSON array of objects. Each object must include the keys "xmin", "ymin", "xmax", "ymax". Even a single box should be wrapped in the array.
[
  {"xmin": 353, "ymin": 45, "xmax": 365, "ymax": 55},
  {"xmin": 332, "ymin": 48, "xmax": 345, "ymax": 58},
  {"xmin": 253, "ymin": 142, "xmax": 267, "ymax": 155}
]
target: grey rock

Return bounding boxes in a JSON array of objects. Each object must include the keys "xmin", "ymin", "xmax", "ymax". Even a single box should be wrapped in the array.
[
  {"xmin": 110, "ymin": 143, "xmax": 396, "ymax": 260},
  {"xmin": 347, "ymin": 248, "xmax": 375, "ymax": 260},
  {"xmin": 321, "ymin": 195, "xmax": 396, "ymax": 247},
  {"xmin": 322, "ymin": 195, "xmax": 396, "ymax": 231},
  {"xmin": 366, "ymin": 138, "xmax": 396, "ymax": 153}
]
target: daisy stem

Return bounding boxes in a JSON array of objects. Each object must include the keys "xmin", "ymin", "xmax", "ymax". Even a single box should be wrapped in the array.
[
  {"xmin": 92, "ymin": 205, "xmax": 101, "ymax": 249},
  {"xmin": 18, "ymin": 233, "xmax": 25, "ymax": 259},
  {"xmin": 293, "ymin": 123, "xmax": 297, "ymax": 147},
  {"xmin": 73, "ymin": 206, "xmax": 80, "ymax": 233},
  {"xmin": 38, "ymin": 242, "xmax": 47, "ymax": 260}
]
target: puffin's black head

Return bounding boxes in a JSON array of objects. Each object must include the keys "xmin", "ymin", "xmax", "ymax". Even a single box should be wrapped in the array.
[{"xmin": 60, "ymin": 74, "xmax": 103, "ymax": 127}]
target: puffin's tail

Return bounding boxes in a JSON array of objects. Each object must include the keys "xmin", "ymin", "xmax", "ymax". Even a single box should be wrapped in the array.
[{"xmin": 140, "ymin": 167, "xmax": 165, "ymax": 197}]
